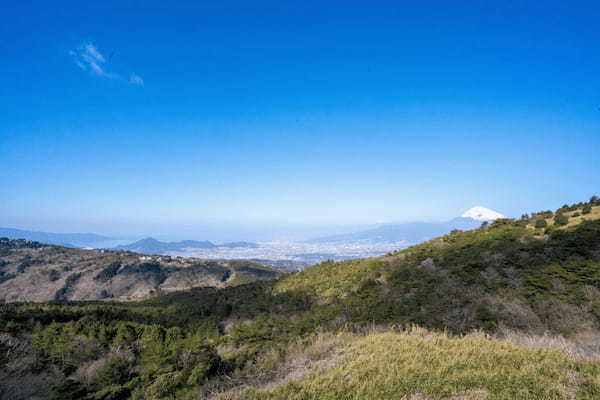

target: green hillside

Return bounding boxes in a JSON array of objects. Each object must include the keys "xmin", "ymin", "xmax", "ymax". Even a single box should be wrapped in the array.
[
  {"xmin": 274, "ymin": 201, "xmax": 600, "ymax": 334},
  {"xmin": 1, "ymin": 197, "xmax": 600, "ymax": 399}
]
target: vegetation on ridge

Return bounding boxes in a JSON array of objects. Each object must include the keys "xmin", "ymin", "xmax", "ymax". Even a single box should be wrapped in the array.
[{"xmin": 1, "ymin": 197, "xmax": 600, "ymax": 399}]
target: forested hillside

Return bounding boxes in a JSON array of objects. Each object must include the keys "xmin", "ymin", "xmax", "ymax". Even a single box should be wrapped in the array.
[{"xmin": 1, "ymin": 197, "xmax": 600, "ymax": 399}]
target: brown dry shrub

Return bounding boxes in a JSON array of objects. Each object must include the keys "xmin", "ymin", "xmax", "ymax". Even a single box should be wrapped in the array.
[
  {"xmin": 72, "ymin": 347, "xmax": 134, "ymax": 387},
  {"xmin": 486, "ymin": 295, "xmax": 543, "ymax": 332},
  {"xmin": 208, "ymin": 332, "xmax": 351, "ymax": 399},
  {"xmin": 532, "ymin": 297, "xmax": 593, "ymax": 334},
  {"xmin": 499, "ymin": 329, "xmax": 600, "ymax": 360}
]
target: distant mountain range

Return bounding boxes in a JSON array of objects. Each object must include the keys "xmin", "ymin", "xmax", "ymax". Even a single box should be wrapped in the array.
[
  {"xmin": 0, "ymin": 228, "xmax": 260, "ymax": 255},
  {"xmin": 0, "ymin": 227, "xmax": 112, "ymax": 248},
  {"xmin": 112, "ymin": 237, "xmax": 259, "ymax": 255},
  {"xmin": 309, "ymin": 206, "xmax": 504, "ymax": 244},
  {"xmin": 3, "ymin": 206, "xmax": 504, "ymax": 256}
]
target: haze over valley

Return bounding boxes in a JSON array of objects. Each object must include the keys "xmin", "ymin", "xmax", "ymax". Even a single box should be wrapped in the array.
[{"xmin": 1, "ymin": 207, "xmax": 505, "ymax": 268}]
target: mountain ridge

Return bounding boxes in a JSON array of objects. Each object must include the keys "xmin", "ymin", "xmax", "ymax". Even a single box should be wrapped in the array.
[
  {"xmin": 0, "ymin": 227, "xmax": 112, "ymax": 248},
  {"xmin": 308, "ymin": 217, "xmax": 480, "ymax": 244},
  {"xmin": 0, "ymin": 237, "xmax": 280, "ymax": 302},
  {"xmin": 112, "ymin": 237, "xmax": 259, "ymax": 255}
]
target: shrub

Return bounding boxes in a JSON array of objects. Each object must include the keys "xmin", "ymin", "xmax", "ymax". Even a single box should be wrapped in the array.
[
  {"xmin": 515, "ymin": 220, "xmax": 528, "ymax": 227},
  {"xmin": 491, "ymin": 218, "xmax": 516, "ymax": 228},
  {"xmin": 143, "ymin": 371, "xmax": 184, "ymax": 399},
  {"xmin": 54, "ymin": 273, "xmax": 82, "ymax": 301},
  {"xmin": 121, "ymin": 262, "xmax": 168, "ymax": 285},
  {"xmin": 583, "ymin": 204, "xmax": 592, "ymax": 215},
  {"xmin": 44, "ymin": 379, "xmax": 88, "ymax": 400},
  {"xmin": 113, "ymin": 324, "xmax": 139, "ymax": 348},
  {"xmin": 99, "ymin": 357, "xmax": 131, "ymax": 386},
  {"xmin": 554, "ymin": 214, "xmax": 569, "ymax": 226},
  {"xmin": 95, "ymin": 262, "xmax": 121, "ymax": 282},
  {"xmin": 532, "ymin": 210, "xmax": 553, "ymax": 219},
  {"xmin": 0, "ymin": 270, "xmax": 16, "ymax": 284},
  {"xmin": 534, "ymin": 219, "xmax": 547, "ymax": 229},
  {"xmin": 17, "ymin": 259, "xmax": 34, "ymax": 273},
  {"xmin": 49, "ymin": 270, "xmax": 61, "ymax": 282},
  {"xmin": 87, "ymin": 384, "xmax": 130, "ymax": 400}
]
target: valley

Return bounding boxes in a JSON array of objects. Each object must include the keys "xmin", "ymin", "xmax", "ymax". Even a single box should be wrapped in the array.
[{"xmin": 1, "ymin": 198, "xmax": 600, "ymax": 399}]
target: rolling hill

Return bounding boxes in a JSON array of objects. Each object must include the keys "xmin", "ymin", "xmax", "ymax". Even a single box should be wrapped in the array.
[
  {"xmin": 0, "ymin": 238, "xmax": 280, "ymax": 303},
  {"xmin": 112, "ymin": 238, "xmax": 259, "ymax": 255},
  {"xmin": 277, "ymin": 203, "xmax": 600, "ymax": 334},
  {"xmin": 1, "ymin": 197, "xmax": 600, "ymax": 399}
]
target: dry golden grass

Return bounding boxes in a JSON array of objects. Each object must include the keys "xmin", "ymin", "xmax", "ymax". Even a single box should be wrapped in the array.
[
  {"xmin": 562, "ymin": 205, "xmax": 600, "ymax": 228},
  {"xmin": 525, "ymin": 205, "xmax": 600, "ymax": 233},
  {"xmin": 230, "ymin": 327, "xmax": 600, "ymax": 400},
  {"xmin": 210, "ymin": 332, "xmax": 352, "ymax": 400},
  {"xmin": 547, "ymin": 205, "xmax": 600, "ymax": 229}
]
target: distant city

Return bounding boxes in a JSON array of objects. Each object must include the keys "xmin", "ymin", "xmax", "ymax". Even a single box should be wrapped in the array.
[
  {"xmin": 0, "ymin": 206, "xmax": 499, "ymax": 269},
  {"xmin": 168, "ymin": 240, "xmax": 410, "ymax": 267}
]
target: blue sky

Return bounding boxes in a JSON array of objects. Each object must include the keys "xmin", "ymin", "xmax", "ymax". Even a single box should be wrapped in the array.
[{"xmin": 1, "ymin": 1, "xmax": 599, "ymax": 240}]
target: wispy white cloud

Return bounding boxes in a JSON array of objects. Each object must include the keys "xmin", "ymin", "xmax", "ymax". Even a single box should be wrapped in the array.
[
  {"xmin": 70, "ymin": 43, "xmax": 119, "ymax": 79},
  {"xmin": 70, "ymin": 42, "xmax": 144, "ymax": 86},
  {"xmin": 129, "ymin": 74, "xmax": 144, "ymax": 86}
]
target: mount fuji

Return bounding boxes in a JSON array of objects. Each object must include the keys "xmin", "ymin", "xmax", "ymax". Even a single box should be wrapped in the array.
[
  {"xmin": 309, "ymin": 206, "xmax": 505, "ymax": 245},
  {"xmin": 461, "ymin": 206, "xmax": 505, "ymax": 221}
]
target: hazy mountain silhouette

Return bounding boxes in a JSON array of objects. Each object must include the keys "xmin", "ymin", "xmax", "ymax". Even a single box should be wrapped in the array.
[
  {"xmin": 308, "ymin": 217, "xmax": 490, "ymax": 244},
  {"xmin": 113, "ymin": 237, "xmax": 258, "ymax": 255},
  {"xmin": 0, "ymin": 227, "xmax": 111, "ymax": 248}
]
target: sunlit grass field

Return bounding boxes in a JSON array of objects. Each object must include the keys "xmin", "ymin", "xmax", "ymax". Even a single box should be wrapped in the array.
[
  {"xmin": 543, "ymin": 205, "xmax": 600, "ymax": 230},
  {"xmin": 239, "ymin": 328, "xmax": 600, "ymax": 400},
  {"xmin": 561, "ymin": 205, "xmax": 600, "ymax": 228}
]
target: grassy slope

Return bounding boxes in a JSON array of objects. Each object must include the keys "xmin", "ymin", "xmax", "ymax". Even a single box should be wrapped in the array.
[
  {"xmin": 277, "ymin": 204, "xmax": 600, "ymax": 297},
  {"xmin": 244, "ymin": 328, "xmax": 600, "ymax": 400},
  {"xmin": 273, "ymin": 205, "xmax": 600, "ymax": 334},
  {"xmin": 2, "ymin": 202, "xmax": 600, "ymax": 399},
  {"xmin": 553, "ymin": 206, "xmax": 600, "ymax": 229}
]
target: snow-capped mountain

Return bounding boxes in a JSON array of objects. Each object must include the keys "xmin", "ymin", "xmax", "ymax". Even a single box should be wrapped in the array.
[
  {"xmin": 311, "ymin": 206, "xmax": 506, "ymax": 245},
  {"xmin": 461, "ymin": 206, "xmax": 505, "ymax": 221}
]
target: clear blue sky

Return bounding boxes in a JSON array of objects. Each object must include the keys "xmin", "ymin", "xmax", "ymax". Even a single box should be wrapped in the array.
[{"xmin": 1, "ymin": 1, "xmax": 599, "ymax": 240}]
